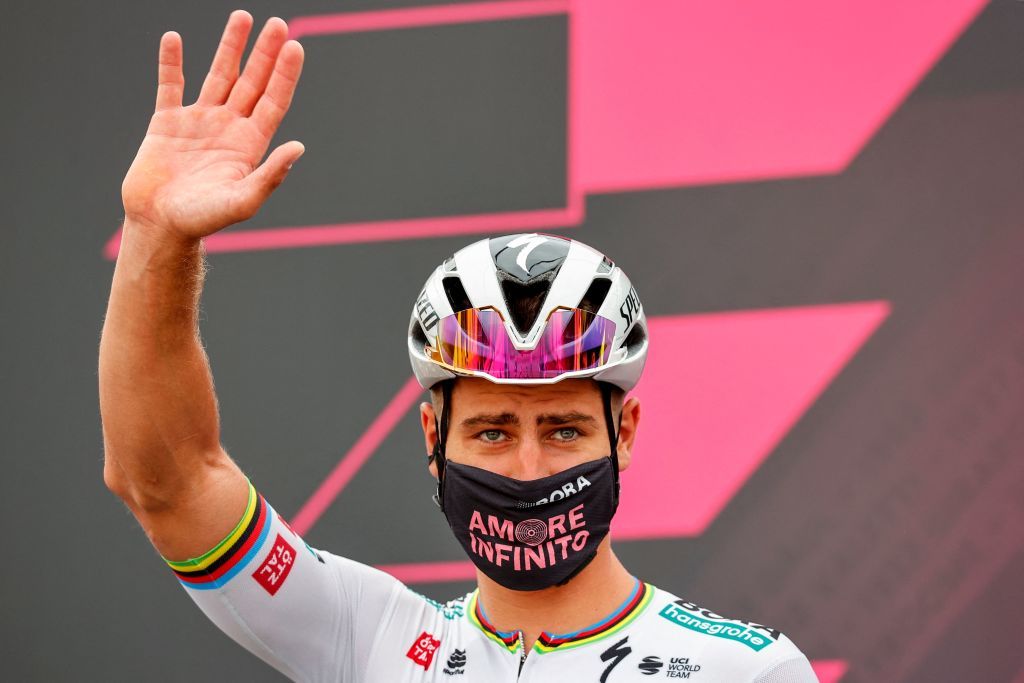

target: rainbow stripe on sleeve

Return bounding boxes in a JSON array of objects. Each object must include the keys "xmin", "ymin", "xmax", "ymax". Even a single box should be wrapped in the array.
[{"xmin": 163, "ymin": 481, "xmax": 273, "ymax": 591}]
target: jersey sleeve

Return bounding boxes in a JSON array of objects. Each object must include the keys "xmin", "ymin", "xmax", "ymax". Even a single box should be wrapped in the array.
[
  {"xmin": 163, "ymin": 481, "xmax": 404, "ymax": 682},
  {"xmin": 750, "ymin": 652, "xmax": 818, "ymax": 683}
]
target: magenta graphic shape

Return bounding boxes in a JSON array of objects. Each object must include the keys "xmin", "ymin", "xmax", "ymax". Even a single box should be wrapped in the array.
[
  {"xmin": 574, "ymin": 0, "xmax": 987, "ymax": 192},
  {"xmin": 811, "ymin": 660, "xmax": 850, "ymax": 683},
  {"xmin": 103, "ymin": 0, "xmax": 985, "ymax": 256},
  {"xmin": 615, "ymin": 301, "xmax": 890, "ymax": 539}
]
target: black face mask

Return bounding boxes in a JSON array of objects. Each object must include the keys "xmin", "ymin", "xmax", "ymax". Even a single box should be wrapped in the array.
[
  {"xmin": 440, "ymin": 456, "xmax": 618, "ymax": 591},
  {"xmin": 431, "ymin": 382, "xmax": 622, "ymax": 591}
]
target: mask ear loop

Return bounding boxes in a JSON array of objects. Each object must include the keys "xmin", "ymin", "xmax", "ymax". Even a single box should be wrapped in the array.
[
  {"xmin": 600, "ymin": 382, "xmax": 622, "ymax": 509},
  {"xmin": 430, "ymin": 380, "xmax": 453, "ymax": 511}
]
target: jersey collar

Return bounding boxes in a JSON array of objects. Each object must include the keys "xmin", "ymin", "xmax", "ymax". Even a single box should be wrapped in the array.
[{"xmin": 468, "ymin": 578, "xmax": 653, "ymax": 654}]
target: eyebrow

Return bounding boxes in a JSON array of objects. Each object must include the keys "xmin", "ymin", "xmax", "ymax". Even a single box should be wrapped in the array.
[
  {"xmin": 536, "ymin": 412, "xmax": 598, "ymax": 427},
  {"xmin": 459, "ymin": 412, "xmax": 597, "ymax": 429},
  {"xmin": 460, "ymin": 413, "xmax": 519, "ymax": 428}
]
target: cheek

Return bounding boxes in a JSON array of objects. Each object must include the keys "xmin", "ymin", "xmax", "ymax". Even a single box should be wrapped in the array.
[
  {"xmin": 445, "ymin": 438, "xmax": 501, "ymax": 467},
  {"xmin": 571, "ymin": 433, "xmax": 613, "ymax": 457}
]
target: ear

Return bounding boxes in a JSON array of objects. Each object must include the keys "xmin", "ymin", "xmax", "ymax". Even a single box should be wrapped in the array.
[
  {"xmin": 420, "ymin": 401, "xmax": 439, "ymax": 480},
  {"xmin": 614, "ymin": 396, "xmax": 641, "ymax": 472}
]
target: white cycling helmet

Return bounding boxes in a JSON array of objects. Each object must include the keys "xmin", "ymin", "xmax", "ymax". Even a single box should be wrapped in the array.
[{"xmin": 408, "ymin": 233, "xmax": 648, "ymax": 393}]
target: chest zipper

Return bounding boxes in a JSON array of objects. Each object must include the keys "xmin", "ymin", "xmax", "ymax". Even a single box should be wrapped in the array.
[{"xmin": 517, "ymin": 631, "xmax": 527, "ymax": 677}]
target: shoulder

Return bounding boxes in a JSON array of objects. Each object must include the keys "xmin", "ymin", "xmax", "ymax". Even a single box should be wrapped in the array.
[
  {"xmin": 403, "ymin": 589, "xmax": 473, "ymax": 623},
  {"xmin": 638, "ymin": 585, "xmax": 816, "ymax": 682}
]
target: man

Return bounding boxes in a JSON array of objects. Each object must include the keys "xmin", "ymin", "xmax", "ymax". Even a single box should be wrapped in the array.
[{"xmin": 100, "ymin": 11, "xmax": 817, "ymax": 682}]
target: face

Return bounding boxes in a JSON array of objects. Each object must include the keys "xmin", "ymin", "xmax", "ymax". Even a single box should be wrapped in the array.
[{"xmin": 420, "ymin": 378, "xmax": 640, "ymax": 481}]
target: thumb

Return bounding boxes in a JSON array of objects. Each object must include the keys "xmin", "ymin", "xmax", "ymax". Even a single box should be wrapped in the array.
[{"xmin": 240, "ymin": 141, "xmax": 305, "ymax": 210}]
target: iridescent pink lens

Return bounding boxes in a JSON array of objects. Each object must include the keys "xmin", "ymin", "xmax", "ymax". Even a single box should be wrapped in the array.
[{"xmin": 435, "ymin": 308, "xmax": 615, "ymax": 380}]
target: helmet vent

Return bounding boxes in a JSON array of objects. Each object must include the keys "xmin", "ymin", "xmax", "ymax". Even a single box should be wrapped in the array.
[
  {"xmin": 410, "ymin": 317, "xmax": 429, "ymax": 347},
  {"xmin": 443, "ymin": 277, "xmax": 473, "ymax": 313},
  {"xmin": 501, "ymin": 278, "xmax": 552, "ymax": 336},
  {"xmin": 577, "ymin": 278, "xmax": 612, "ymax": 315},
  {"xmin": 623, "ymin": 322, "xmax": 647, "ymax": 356}
]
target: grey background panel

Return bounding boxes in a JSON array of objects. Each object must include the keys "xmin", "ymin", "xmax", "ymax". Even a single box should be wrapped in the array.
[{"xmin": 2, "ymin": 1, "xmax": 1023, "ymax": 681}]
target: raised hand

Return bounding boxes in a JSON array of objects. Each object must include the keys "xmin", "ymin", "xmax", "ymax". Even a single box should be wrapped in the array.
[{"xmin": 121, "ymin": 11, "xmax": 305, "ymax": 240}]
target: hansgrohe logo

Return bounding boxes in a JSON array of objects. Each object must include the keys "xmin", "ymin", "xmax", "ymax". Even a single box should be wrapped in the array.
[{"xmin": 658, "ymin": 602, "xmax": 778, "ymax": 652}]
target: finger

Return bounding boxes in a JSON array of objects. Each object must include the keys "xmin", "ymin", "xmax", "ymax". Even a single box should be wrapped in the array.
[
  {"xmin": 233, "ymin": 141, "xmax": 305, "ymax": 219},
  {"xmin": 196, "ymin": 10, "xmax": 254, "ymax": 106},
  {"xmin": 250, "ymin": 40, "xmax": 304, "ymax": 138},
  {"xmin": 155, "ymin": 32, "xmax": 184, "ymax": 111},
  {"xmin": 226, "ymin": 17, "xmax": 288, "ymax": 116}
]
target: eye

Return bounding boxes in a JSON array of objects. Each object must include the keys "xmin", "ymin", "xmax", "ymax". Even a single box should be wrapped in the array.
[
  {"xmin": 553, "ymin": 427, "xmax": 579, "ymax": 441},
  {"xmin": 479, "ymin": 430, "xmax": 506, "ymax": 443}
]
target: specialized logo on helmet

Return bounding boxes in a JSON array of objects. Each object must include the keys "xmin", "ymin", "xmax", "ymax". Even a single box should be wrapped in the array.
[
  {"xmin": 416, "ymin": 288, "xmax": 440, "ymax": 331},
  {"xmin": 620, "ymin": 286, "xmax": 642, "ymax": 327},
  {"xmin": 490, "ymin": 234, "xmax": 571, "ymax": 282}
]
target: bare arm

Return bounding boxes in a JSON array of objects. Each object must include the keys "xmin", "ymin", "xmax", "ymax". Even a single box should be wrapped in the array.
[{"xmin": 100, "ymin": 11, "xmax": 304, "ymax": 560}]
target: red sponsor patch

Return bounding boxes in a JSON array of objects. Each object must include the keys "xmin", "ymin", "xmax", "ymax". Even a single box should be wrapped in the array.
[
  {"xmin": 252, "ymin": 534, "xmax": 296, "ymax": 596},
  {"xmin": 406, "ymin": 631, "xmax": 441, "ymax": 670}
]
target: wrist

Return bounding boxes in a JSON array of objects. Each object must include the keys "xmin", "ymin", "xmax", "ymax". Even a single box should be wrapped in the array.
[
  {"xmin": 120, "ymin": 217, "xmax": 201, "ymax": 254},
  {"xmin": 118, "ymin": 218, "xmax": 204, "ymax": 273}
]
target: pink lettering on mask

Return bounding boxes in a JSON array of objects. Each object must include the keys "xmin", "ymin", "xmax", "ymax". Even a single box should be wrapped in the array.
[{"xmin": 466, "ymin": 504, "xmax": 589, "ymax": 571}]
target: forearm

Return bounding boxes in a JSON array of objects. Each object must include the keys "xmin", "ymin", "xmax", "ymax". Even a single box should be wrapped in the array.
[
  {"xmin": 99, "ymin": 220, "xmax": 228, "ymax": 510},
  {"xmin": 101, "ymin": 15, "xmax": 303, "ymax": 556}
]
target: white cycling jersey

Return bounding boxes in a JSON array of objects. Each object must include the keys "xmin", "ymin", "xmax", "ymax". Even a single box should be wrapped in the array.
[{"xmin": 166, "ymin": 483, "xmax": 816, "ymax": 682}]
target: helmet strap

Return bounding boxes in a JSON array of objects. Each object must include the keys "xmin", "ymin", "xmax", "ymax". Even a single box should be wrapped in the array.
[
  {"xmin": 430, "ymin": 380, "xmax": 454, "ymax": 510},
  {"xmin": 600, "ymin": 382, "xmax": 623, "ymax": 508}
]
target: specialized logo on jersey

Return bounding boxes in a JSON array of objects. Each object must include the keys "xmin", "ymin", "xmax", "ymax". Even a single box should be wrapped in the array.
[
  {"xmin": 406, "ymin": 632, "xmax": 442, "ymax": 670},
  {"xmin": 489, "ymin": 234, "xmax": 571, "ymax": 282},
  {"xmin": 659, "ymin": 600, "xmax": 780, "ymax": 652},
  {"xmin": 252, "ymin": 533, "xmax": 297, "ymax": 596},
  {"xmin": 443, "ymin": 649, "xmax": 467, "ymax": 675},
  {"xmin": 599, "ymin": 636, "xmax": 632, "ymax": 683}
]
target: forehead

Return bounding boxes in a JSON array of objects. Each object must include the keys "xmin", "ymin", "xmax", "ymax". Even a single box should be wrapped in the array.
[{"xmin": 449, "ymin": 378, "xmax": 603, "ymax": 416}]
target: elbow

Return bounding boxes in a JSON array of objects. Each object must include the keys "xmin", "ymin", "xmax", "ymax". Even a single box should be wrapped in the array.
[
  {"xmin": 103, "ymin": 457, "xmax": 132, "ymax": 502},
  {"xmin": 102, "ymin": 445, "xmax": 230, "ymax": 514},
  {"xmin": 102, "ymin": 455, "xmax": 177, "ymax": 514}
]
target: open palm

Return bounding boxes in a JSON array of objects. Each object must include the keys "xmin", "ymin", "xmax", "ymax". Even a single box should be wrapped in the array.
[{"xmin": 122, "ymin": 11, "xmax": 305, "ymax": 239}]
